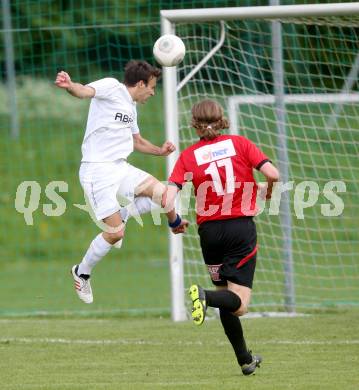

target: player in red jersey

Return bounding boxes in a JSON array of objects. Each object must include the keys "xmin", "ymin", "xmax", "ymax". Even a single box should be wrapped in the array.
[{"xmin": 163, "ymin": 99, "xmax": 279, "ymax": 375}]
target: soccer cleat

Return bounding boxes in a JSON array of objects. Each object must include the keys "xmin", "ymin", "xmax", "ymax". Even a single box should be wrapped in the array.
[
  {"xmin": 241, "ymin": 354, "xmax": 262, "ymax": 376},
  {"xmin": 71, "ymin": 265, "xmax": 93, "ymax": 304},
  {"xmin": 189, "ymin": 284, "xmax": 207, "ymax": 325}
]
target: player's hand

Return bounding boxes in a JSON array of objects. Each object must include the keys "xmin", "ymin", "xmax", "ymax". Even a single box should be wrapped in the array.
[
  {"xmin": 257, "ymin": 183, "xmax": 271, "ymax": 200},
  {"xmin": 171, "ymin": 219, "xmax": 189, "ymax": 234},
  {"xmin": 54, "ymin": 71, "xmax": 72, "ymax": 89},
  {"xmin": 159, "ymin": 141, "xmax": 176, "ymax": 156}
]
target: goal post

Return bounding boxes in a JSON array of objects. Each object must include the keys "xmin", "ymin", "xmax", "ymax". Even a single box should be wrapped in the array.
[{"xmin": 162, "ymin": 3, "xmax": 359, "ymax": 321}]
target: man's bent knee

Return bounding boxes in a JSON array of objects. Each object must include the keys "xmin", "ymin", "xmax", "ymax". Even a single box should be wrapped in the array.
[
  {"xmin": 103, "ymin": 230, "xmax": 125, "ymax": 245},
  {"xmin": 227, "ymin": 282, "xmax": 252, "ymax": 317},
  {"xmin": 136, "ymin": 176, "xmax": 165, "ymax": 202},
  {"xmin": 233, "ymin": 304, "xmax": 248, "ymax": 317}
]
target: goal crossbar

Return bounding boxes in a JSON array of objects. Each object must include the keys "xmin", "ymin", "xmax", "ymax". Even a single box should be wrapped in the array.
[
  {"xmin": 228, "ymin": 93, "xmax": 359, "ymax": 106},
  {"xmin": 161, "ymin": 3, "xmax": 359, "ymax": 23}
]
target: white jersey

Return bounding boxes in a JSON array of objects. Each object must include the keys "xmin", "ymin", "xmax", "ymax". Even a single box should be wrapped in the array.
[{"xmin": 81, "ymin": 78, "xmax": 139, "ymax": 162}]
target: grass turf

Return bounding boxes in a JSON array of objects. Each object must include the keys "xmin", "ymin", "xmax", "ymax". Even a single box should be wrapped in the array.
[{"xmin": 0, "ymin": 311, "xmax": 358, "ymax": 389}]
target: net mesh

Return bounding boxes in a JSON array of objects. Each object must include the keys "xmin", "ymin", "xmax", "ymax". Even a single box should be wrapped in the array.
[
  {"xmin": 1, "ymin": 0, "xmax": 250, "ymax": 317},
  {"xmin": 175, "ymin": 15, "xmax": 359, "ymax": 311}
]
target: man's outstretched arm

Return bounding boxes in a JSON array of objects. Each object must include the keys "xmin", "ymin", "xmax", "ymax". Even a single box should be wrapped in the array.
[
  {"xmin": 133, "ymin": 133, "xmax": 175, "ymax": 156},
  {"xmin": 162, "ymin": 183, "xmax": 189, "ymax": 234},
  {"xmin": 258, "ymin": 161, "xmax": 280, "ymax": 200},
  {"xmin": 54, "ymin": 71, "xmax": 95, "ymax": 99}
]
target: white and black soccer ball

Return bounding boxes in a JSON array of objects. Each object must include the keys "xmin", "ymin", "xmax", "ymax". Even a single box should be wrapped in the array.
[{"xmin": 153, "ymin": 34, "xmax": 186, "ymax": 67}]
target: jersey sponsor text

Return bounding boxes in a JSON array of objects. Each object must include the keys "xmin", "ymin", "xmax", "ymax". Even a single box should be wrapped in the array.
[
  {"xmin": 115, "ymin": 112, "xmax": 133, "ymax": 123},
  {"xmin": 194, "ymin": 139, "xmax": 236, "ymax": 166}
]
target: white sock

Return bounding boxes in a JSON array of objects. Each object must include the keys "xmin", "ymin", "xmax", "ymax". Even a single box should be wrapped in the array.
[
  {"xmin": 120, "ymin": 196, "xmax": 160, "ymax": 222},
  {"xmin": 77, "ymin": 233, "xmax": 112, "ymax": 276}
]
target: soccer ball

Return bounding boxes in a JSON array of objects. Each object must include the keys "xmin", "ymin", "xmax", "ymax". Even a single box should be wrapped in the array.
[{"xmin": 153, "ymin": 34, "xmax": 186, "ymax": 67}]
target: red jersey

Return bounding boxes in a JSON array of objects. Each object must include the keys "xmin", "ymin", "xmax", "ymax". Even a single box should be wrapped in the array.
[{"xmin": 169, "ymin": 134, "xmax": 270, "ymax": 225}]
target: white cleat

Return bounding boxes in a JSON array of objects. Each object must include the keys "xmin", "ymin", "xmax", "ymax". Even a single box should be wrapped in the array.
[{"xmin": 71, "ymin": 265, "xmax": 93, "ymax": 304}]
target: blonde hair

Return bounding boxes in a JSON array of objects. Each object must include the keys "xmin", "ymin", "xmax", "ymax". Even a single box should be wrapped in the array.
[{"xmin": 191, "ymin": 99, "xmax": 229, "ymax": 140}]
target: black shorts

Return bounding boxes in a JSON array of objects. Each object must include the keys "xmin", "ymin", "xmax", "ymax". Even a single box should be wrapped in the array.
[{"xmin": 198, "ymin": 217, "xmax": 257, "ymax": 288}]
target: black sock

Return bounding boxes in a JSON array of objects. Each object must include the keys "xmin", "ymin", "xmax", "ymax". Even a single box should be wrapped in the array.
[
  {"xmin": 75, "ymin": 265, "xmax": 90, "ymax": 279},
  {"xmin": 220, "ymin": 309, "xmax": 252, "ymax": 365},
  {"xmin": 205, "ymin": 289, "xmax": 241, "ymax": 312}
]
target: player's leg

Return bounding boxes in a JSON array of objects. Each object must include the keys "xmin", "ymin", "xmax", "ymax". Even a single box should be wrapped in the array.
[
  {"xmin": 215, "ymin": 283, "xmax": 261, "ymax": 375},
  {"xmin": 120, "ymin": 196, "xmax": 160, "ymax": 222},
  {"xmin": 190, "ymin": 218, "xmax": 245, "ymax": 322},
  {"xmin": 193, "ymin": 217, "xmax": 257, "ymax": 316},
  {"xmin": 202, "ymin": 282, "xmax": 252, "ymax": 315},
  {"xmin": 189, "ymin": 283, "xmax": 243, "ymax": 326},
  {"xmin": 102, "ymin": 211, "xmax": 126, "ymax": 245},
  {"xmin": 191, "ymin": 280, "xmax": 261, "ymax": 375},
  {"xmin": 134, "ymin": 175, "xmax": 165, "ymax": 208},
  {"xmin": 72, "ymin": 211, "xmax": 124, "ymax": 304},
  {"xmin": 77, "ymin": 181, "xmax": 125, "ymax": 273},
  {"xmin": 77, "ymin": 211, "xmax": 124, "ymax": 274},
  {"xmin": 189, "ymin": 218, "xmax": 261, "ymax": 374},
  {"xmin": 227, "ymin": 282, "xmax": 252, "ymax": 316},
  {"xmin": 215, "ymin": 285, "xmax": 253, "ymax": 369},
  {"xmin": 72, "ymin": 179, "xmax": 125, "ymax": 303},
  {"xmin": 219, "ymin": 310, "xmax": 261, "ymax": 375},
  {"xmin": 119, "ymin": 167, "xmax": 165, "ymax": 221}
]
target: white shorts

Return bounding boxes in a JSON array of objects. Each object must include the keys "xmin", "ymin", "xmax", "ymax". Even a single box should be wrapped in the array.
[{"xmin": 79, "ymin": 160, "xmax": 150, "ymax": 220}]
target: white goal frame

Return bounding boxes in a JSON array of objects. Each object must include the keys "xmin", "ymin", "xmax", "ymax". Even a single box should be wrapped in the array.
[{"xmin": 161, "ymin": 3, "xmax": 359, "ymax": 322}]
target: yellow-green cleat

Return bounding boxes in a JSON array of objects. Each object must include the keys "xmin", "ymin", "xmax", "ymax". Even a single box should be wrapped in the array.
[{"xmin": 189, "ymin": 284, "xmax": 207, "ymax": 325}]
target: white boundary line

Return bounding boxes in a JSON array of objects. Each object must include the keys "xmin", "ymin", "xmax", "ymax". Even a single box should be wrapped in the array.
[
  {"xmin": 0, "ymin": 311, "xmax": 309, "ymax": 319},
  {"xmin": 0, "ymin": 308, "xmax": 169, "ymax": 318},
  {"xmin": 1, "ymin": 337, "xmax": 358, "ymax": 346}
]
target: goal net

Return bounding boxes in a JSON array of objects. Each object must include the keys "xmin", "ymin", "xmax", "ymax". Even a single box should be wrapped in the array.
[{"xmin": 162, "ymin": 4, "xmax": 359, "ymax": 320}]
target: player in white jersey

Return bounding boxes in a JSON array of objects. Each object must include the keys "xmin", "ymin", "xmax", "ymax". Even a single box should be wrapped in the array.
[{"xmin": 55, "ymin": 60, "xmax": 185, "ymax": 304}]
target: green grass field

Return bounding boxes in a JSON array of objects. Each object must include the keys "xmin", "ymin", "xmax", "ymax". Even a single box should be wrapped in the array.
[{"xmin": 1, "ymin": 311, "xmax": 359, "ymax": 389}]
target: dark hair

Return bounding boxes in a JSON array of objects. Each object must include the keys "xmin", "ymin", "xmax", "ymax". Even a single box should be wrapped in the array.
[
  {"xmin": 124, "ymin": 60, "xmax": 161, "ymax": 87},
  {"xmin": 191, "ymin": 99, "xmax": 229, "ymax": 140}
]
